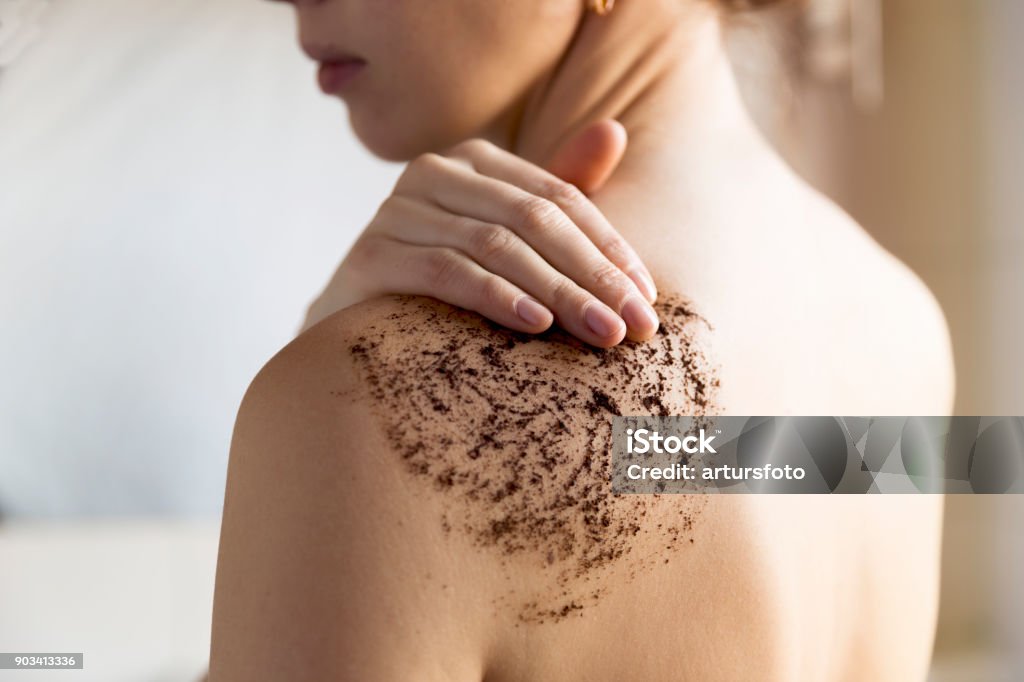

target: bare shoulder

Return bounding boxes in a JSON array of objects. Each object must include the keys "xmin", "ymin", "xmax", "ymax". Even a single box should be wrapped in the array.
[
  {"xmin": 824, "ymin": 206, "xmax": 956, "ymax": 415},
  {"xmin": 212, "ymin": 297, "xmax": 495, "ymax": 681},
  {"xmin": 877, "ymin": 254, "xmax": 956, "ymax": 414},
  {"xmin": 767, "ymin": 184, "xmax": 956, "ymax": 415},
  {"xmin": 303, "ymin": 294, "xmax": 721, "ymax": 614},
  {"xmin": 211, "ymin": 293, "xmax": 721, "ymax": 680}
]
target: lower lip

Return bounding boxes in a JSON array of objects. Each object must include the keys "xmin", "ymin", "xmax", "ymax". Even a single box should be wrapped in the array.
[{"xmin": 318, "ymin": 60, "xmax": 366, "ymax": 94}]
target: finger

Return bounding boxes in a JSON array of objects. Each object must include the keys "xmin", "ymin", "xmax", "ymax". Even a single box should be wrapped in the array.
[
  {"xmin": 448, "ymin": 138, "xmax": 657, "ymax": 306},
  {"xmin": 543, "ymin": 119, "xmax": 628, "ymax": 195},
  {"xmin": 403, "ymin": 152, "xmax": 657, "ymax": 342},
  {"xmin": 373, "ymin": 195, "xmax": 628, "ymax": 347},
  {"xmin": 353, "ymin": 237, "xmax": 555, "ymax": 334}
]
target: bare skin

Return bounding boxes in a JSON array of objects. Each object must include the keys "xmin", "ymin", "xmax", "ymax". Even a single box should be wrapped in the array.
[{"xmin": 211, "ymin": 1, "xmax": 954, "ymax": 680}]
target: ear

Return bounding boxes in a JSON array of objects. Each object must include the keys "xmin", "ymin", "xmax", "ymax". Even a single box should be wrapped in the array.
[{"xmin": 543, "ymin": 119, "xmax": 628, "ymax": 195}]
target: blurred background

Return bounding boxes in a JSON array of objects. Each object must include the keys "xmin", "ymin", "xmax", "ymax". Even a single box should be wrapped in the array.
[{"xmin": 0, "ymin": 0, "xmax": 1020, "ymax": 679}]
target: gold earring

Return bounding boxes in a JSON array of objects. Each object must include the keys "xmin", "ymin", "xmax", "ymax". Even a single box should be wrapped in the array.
[{"xmin": 588, "ymin": 0, "xmax": 615, "ymax": 15}]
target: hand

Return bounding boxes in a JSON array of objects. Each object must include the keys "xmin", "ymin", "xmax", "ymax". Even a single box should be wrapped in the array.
[{"xmin": 302, "ymin": 119, "xmax": 659, "ymax": 348}]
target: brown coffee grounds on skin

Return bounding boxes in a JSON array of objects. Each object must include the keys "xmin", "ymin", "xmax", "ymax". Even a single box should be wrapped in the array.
[{"xmin": 345, "ymin": 293, "xmax": 720, "ymax": 623}]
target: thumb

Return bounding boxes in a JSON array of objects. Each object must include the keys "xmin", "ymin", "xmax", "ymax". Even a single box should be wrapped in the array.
[{"xmin": 543, "ymin": 119, "xmax": 628, "ymax": 196}]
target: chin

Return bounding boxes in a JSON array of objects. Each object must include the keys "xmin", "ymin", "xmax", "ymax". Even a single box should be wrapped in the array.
[
  {"xmin": 349, "ymin": 107, "xmax": 483, "ymax": 162},
  {"xmin": 348, "ymin": 115, "xmax": 436, "ymax": 162}
]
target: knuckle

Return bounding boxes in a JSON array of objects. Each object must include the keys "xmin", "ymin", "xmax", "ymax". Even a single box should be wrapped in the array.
[
  {"xmin": 348, "ymin": 236, "xmax": 381, "ymax": 265},
  {"xmin": 513, "ymin": 194, "xmax": 562, "ymax": 234},
  {"xmin": 589, "ymin": 260, "xmax": 627, "ymax": 291},
  {"xmin": 597, "ymin": 232, "xmax": 631, "ymax": 263},
  {"xmin": 397, "ymin": 155, "xmax": 439, "ymax": 191},
  {"xmin": 540, "ymin": 177, "xmax": 585, "ymax": 209},
  {"xmin": 453, "ymin": 138, "xmax": 489, "ymax": 158},
  {"xmin": 423, "ymin": 248, "xmax": 464, "ymax": 289},
  {"xmin": 548, "ymin": 274, "xmax": 582, "ymax": 303},
  {"xmin": 469, "ymin": 223, "xmax": 517, "ymax": 262},
  {"xmin": 411, "ymin": 152, "xmax": 445, "ymax": 174}
]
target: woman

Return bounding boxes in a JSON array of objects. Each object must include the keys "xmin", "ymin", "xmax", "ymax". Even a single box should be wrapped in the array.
[{"xmin": 210, "ymin": 0, "xmax": 954, "ymax": 680}]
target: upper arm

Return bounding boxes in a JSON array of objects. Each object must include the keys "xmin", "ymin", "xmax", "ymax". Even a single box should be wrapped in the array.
[{"xmin": 209, "ymin": 313, "xmax": 487, "ymax": 682}]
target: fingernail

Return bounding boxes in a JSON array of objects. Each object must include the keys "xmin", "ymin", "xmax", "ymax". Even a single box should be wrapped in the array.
[
  {"xmin": 620, "ymin": 295, "xmax": 659, "ymax": 334},
  {"xmin": 584, "ymin": 301, "xmax": 625, "ymax": 339},
  {"xmin": 629, "ymin": 267, "xmax": 658, "ymax": 303},
  {"xmin": 515, "ymin": 295, "xmax": 551, "ymax": 327}
]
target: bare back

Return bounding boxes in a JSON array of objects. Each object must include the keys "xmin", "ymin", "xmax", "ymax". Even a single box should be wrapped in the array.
[
  {"xmin": 212, "ymin": 293, "xmax": 941, "ymax": 681},
  {"xmin": 213, "ymin": 175, "xmax": 947, "ymax": 682}
]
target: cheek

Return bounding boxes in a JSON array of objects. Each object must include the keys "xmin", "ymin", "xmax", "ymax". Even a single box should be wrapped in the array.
[
  {"xmin": 340, "ymin": 6, "xmax": 476, "ymax": 158},
  {"xmin": 346, "ymin": 2, "xmax": 579, "ymax": 159},
  {"xmin": 344, "ymin": 45, "xmax": 504, "ymax": 158},
  {"xmin": 343, "ymin": 60, "xmax": 469, "ymax": 161}
]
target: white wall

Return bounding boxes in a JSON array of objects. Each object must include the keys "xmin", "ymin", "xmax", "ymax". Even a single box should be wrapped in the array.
[{"xmin": 0, "ymin": 0, "xmax": 401, "ymax": 517}]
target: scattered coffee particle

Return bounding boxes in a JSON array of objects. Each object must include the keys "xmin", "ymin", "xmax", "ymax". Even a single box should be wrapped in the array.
[{"xmin": 344, "ymin": 293, "xmax": 720, "ymax": 622}]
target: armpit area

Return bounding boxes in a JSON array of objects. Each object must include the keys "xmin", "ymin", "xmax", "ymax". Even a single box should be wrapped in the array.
[{"xmin": 344, "ymin": 293, "xmax": 719, "ymax": 623}]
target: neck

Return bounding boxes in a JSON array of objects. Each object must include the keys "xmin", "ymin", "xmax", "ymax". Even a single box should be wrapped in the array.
[{"xmin": 490, "ymin": 0, "xmax": 771, "ymax": 205}]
